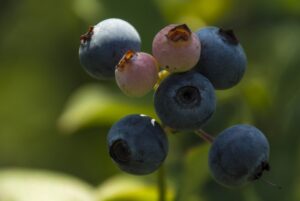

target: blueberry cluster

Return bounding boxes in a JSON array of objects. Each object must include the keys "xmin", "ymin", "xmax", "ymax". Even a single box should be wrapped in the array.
[{"xmin": 79, "ymin": 18, "xmax": 271, "ymax": 188}]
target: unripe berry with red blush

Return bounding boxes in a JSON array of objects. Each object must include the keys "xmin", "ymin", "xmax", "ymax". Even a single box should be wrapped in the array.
[
  {"xmin": 152, "ymin": 24, "xmax": 201, "ymax": 73},
  {"xmin": 115, "ymin": 50, "xmax": 159, "ymax": 97}
]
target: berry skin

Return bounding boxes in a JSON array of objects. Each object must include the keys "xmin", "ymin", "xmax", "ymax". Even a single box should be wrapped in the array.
[
  {"xmin": 154, "ymin": 71, "xmax": 216, "ymax": 130},
  {"xmin": 152, "ymin": 24, "xmax": 201, "ymax": 73},
  {"xmin": 79, "ymin": 18, "xmax": 141, "ymax": 79},
  {"xmin": 193, "ymin": 27, "xmax": 247, "ymax": 89},
  {"xmin": 115, "ymin": 50, "xmax": 159, "ymax": 97},
  {"xmin": 209, "ymin": 124, "xmax": 270, "ymax": 187},
  {"xmin": 107, "ymin": 114, "xmax": 168, "ymax": 175}
]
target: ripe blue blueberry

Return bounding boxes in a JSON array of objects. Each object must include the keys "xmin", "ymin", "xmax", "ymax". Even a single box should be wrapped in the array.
[
  {"xmin": 79, "ymin": 18, "xmax": 141, "ymax": 79},
  {"xmin": 154, "ymin": 71, "xmax": 216, "ymax": 130},
  {"xmin": 209, "ymin": 124, "xmax": 270, "ymax": 187},
  {"xmin": 107, "ymin": 114, "xmax": 168, "ymax": 175},
  {"xmin": 193, "ymin": 27, "xmax": 247, "ymax": 89}
]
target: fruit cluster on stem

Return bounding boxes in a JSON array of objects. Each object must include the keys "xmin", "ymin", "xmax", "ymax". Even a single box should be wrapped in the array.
[{"xmin": 78, "ymin": 18, "xmax": 274, "ymax": 198}]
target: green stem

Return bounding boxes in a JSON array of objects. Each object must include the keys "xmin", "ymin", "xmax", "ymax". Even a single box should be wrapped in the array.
[
  {"xmin": 158, "ymin": 165, "xmax": 166, "ymax": 201},
  {"xmin": 194, "ymin": 129, "xmax": 214, "ymax": 143}
]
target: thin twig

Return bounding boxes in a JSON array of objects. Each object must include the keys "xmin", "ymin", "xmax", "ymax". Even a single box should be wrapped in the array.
[
  {"xmin": 194, "ymin": 129, "xmax": 215, "ymax": 143},
  {"xmin": 158, "ymin": 165, "xmax": 166, "ymax": 201}
]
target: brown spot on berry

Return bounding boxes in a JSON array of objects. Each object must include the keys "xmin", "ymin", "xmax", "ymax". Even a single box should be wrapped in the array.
[
  {"xmin": 166, "ymin": 24, "xmax": 191, "ymax": 42},
  {"xmin": 116, "ymin": 50, "xmax": 137, "ymax": 71},
  {"xmin": 80, "ymin": 26, "xmax": 94, "ymax": 44}
]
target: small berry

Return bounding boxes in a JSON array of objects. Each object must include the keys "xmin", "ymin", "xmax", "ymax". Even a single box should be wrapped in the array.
[
  {"xmin": 107, "ymin": 114, "xmax": 168, "ymax": 175},
  {"xmin": 154, "ymin": 71, "xmax": 216, "ymax": 130},
  {"xmin": 152, "ymin": 24, "xmax": 201, "ymax": 72},
  {"xmin": 79, "ymin": 18, "xmax": 141, "ymax": 79},
  {"xmin": 209, "ymin": 124, "xmax": 270, "ymax": 187},
  {"xmin": 193, "ymin": 27, "xmax": 247, "ymax": 89},
  {"xmin": 115, "ymin": 50, "xmax": 159, "ymax": 97}
]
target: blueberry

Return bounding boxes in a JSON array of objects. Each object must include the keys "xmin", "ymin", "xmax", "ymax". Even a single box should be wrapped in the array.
[
  {"xmin": 152, "ymin": 24, "xmax": 201, "ymax": 72},
  {"xmin": 79, "ymin": 18, "xmax": 141, "ymax": 79},
  {"xmin": 154, "ymin": 71, "xmax": 216, "ymax": 130},
  {"xmin": 107, "ymin": 114, "xmax": 168, "ymax": 175},
  {"xmin": 115, "ymin": 50, "xmax": 159, "ymax": 97},
  {"xmin": 209, "ymin": 124, "xmax": 270, "ymax": 187},
  {"xmin": 193, "ymin": 27, "xmax": 247, "ymax": 89}
]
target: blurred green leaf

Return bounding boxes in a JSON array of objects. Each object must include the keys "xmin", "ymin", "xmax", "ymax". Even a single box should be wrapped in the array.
[
  {"xmin": 58, "ymin": 84, "xmax": 155, "ymax": 134},
  {"xmin": 73, "ymin": 0, "xmax": 105, "ymax": 23},
  {"xmin": 242, "ymin": 186, "xmax": 262, "ymax": 201},
  {"xmin": 242, "ymin": 77, "xmax": 272, "ymax": 113},
  {"xmin": 94, "ymin": 174, "xmax": 174, "ymax": 201},
  {"xmin": 155, "ymin": 0, "xmax": 233, "ymax": 25},
  {"xmin": 293, "ymin": 147, "xmax": 300, "ymax": 201},
  {"xmin": 177, "ymin": 144, "xmax": 210, "ymax": 201},
  {"xmin": 0, "ymin": 168, "xmax": 94, "ymax": 201}
]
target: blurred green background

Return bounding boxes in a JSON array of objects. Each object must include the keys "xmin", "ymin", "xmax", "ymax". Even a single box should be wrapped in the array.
[{"xmin": 0, "ymin": 0, "xmax": 300, "ymax": 200}]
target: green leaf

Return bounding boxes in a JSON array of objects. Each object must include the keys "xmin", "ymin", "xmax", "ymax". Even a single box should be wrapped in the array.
[
  {"xmin": 177, "ymin": 144, "xmax": 210, "ymax": 201},
  {"xmin": 241, "ymin": 77, "xmax": 272, "ymax": 113},
  {"xmin": 242, "ymin": 186, "xmax": 263, "ymax": 201},
  {"xmin": 73, "ymin": 0, "xmax": 105, "ymax": 23},
  {"xmin": 58, "ymin": 84, "xmax": 155, "ymax": 134},
  {"xmin": 155, "ymin": 0, "xmax": 233, "ymax": 25},
  {"xmin": 94, "ymin": 174, "xmax": 174, "ymax": 201},
  {"xmin": 0, "ymin": 168, "xmax": 94, "ymax": 201}
]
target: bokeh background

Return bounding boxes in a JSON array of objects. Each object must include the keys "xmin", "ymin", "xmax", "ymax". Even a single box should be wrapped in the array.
[{"xmin": 0, "ymin": 0, "xmax": 300, "ymax": 200}]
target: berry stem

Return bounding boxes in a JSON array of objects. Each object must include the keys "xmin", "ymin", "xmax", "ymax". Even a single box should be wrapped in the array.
[
  {"xmin": 162, "ymin": 125, "xmax": 178, "ymax": 134},
  {"xmin": 194, "ymin": 129, "xmax": 214, "ymax": 143},
  {"xmin": 158, "ymin": 165, "xmax": 166, "ymax": 201},
  {"xmin": 261, "ymin": 178, "xmax": 282, "ymax": 190}
]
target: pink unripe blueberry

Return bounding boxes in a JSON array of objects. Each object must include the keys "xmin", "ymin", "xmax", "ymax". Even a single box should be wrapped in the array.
[
  {"xmin": 115, "ymin": 50, "xmax": 159, "ymax": 97},
  {"xmin": 152, "ymin": 24, "xmax": 201, "ymax": 73}
]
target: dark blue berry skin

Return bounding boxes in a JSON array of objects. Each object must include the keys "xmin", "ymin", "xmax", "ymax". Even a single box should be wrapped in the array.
[
  {"xmin": 154, "ymin": 71, "xmax": 216, "ymax": 131},
  {"xmin": 193, "ymin": 27, "xmax": 247, "ymax": 89},
  {"xmin": 79, "ymin": 18, "xmax": 141, "ymax": 79},
  {"xmin": 209, "ymin": 124, "xmax": 270, "ymax": 187},
  {"xmin": 107, "ymin": 114, "xmax": 168, "ymax": 175}
]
